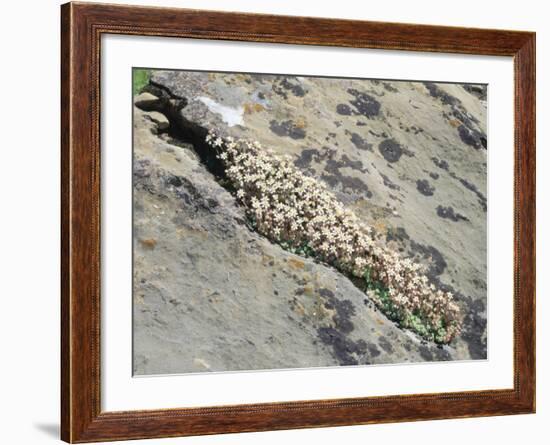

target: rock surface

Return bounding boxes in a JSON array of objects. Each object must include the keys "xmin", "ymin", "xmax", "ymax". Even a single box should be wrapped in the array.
[
  {"xmin": 133, "ymin": 71, "xmax": 487, "ymax": 375},
  {"xmin": 134, "ymin": 91, "xmax": 161, "ymax": 110},
  {"xmin": 143, "ymin": 110, "xmax": 170, "ymax": 131}
]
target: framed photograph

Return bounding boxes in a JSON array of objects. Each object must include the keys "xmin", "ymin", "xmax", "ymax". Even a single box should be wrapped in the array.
[{"xmin": 61, "ymin": 2, "xmax": 535, "ymax": 442}]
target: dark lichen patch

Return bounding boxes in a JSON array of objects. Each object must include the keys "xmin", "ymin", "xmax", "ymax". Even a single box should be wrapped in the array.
[
  {"xmin": 458, "ymin": 124, "xmax": 487, "ymax": 150},
  {"xmin": 429, "ymin": 172, "xmax": 440, "ymax": 180},
  {"xmin": 320, "ymin": 288, "xmax": 356, "ymax": 334},
  {"xmin": 432, "ymin": 155, "xmax": 487, "ymax": 211},
  {"xmin": 280, "ymin": 77, "xmax": 307, "ymax": 97},
  {"xmin": 436, "ymin": 205, "xmax": 469, "ymax": 222},
  {"xmin": 424, "ymin": 82, "xmax": 461, "ymax": 107},
  {"xmin": 462, "ymin": 84, "xmax": 487, "ymax": 101},
  {"xmin": 424, "ymin": 82, "xmax": 486, "ymax": 151},
  {"xmin": 416, "ymin": 179, "xmax": 435, "ymax": 196},
  {"xmin": 382, "ymin": 82, "xmax": 399, "ymax": 93},
  {"xmin": 418, "ymin": 345, "xmax": 433, "ymax": 361},
  {"xmin": 321, "ymin": 173, "xmax": 372, "ymax": 197},
  {"xmin": 339, "ymin": 155, "xmax": 367, "ymax": 172},
  {"xmin": 378, "ymin": 336, "xmax": 394, "ymax": 354},
  {"xmin": 471, "ymin": 278, "xmax": 487, "ymax": 295},
  {"xmin": 400, "ymin": 125, "xmax": 423, "ymax": 136},
  {"xmin": 433, "ymin": 347, "xmax": 452, "ymax": 361},
  {"xmin": 349, "ymin": 132, "xmax": 373, "ymax": 151},
  {"xmin": 388, "ymin": 193, "xmax": 403, "ymax": 203},
  {"xmin": 316, "ymin": 288, "xmax": 369, "ymax": 365},
  {"xmin": 269, "ymin": 120, "xmax": 306, "ymax": 139},
  {"xmin": 368, "ymin": 129, "xmax": 389, "ymax": 139},
  {"xmin": 379, "ymin": 172, "xmax": 400, "ymax": 191},
  {"xmin": 317, "ymin": 327, "xmax": 367, "ymax": 366},
  {"xmin": 133, "ymin": 158, "xmax": 152, "ymax": 181},
  {"xmin": 319, "ymin": 152, "xmax": 372, "ymax": 196},
  {"xmin": 293, "ymin": 148, "xmax": 320, "ymax": 169},
  {"xmin": 456, "ymin": 295, "xmax": 487, "ymax": 359},
  {"xmin": 347, "ymin": 88, "xmax": 381, "ymax": 118},
  {"xmin": 449, "ymin": 172, "xmax": 487, "ymax": 211},
  {"xmin": 272, "ymin": 77, "xmax": 307, "ymax": 99},
  {"xmin": 431, "ymin": 157, "xmax": 449, "ymax": 171},
  {"xmin": 367, "ymin": 343, "xmax": 381, "ymax": 358},
  {"xmin": 336, "ymin": 103, "xmax": 353, "ymax": 115},
  {"xmin": 166, "ymin": 173, "xmax": 221, "ymax": 211},
  {"xmin": 294, "ymin": 146, "xmax": 370, "ymax": 197},
  {"xmin": 471, "ymin": 297, "xmax": 486, "ymax": 313},
  {"xmin": 409, "ymin": 241, "xmax": 447, "ymax": 278},
  {"xmin": 378, "ymin": 139, "xmax": 403, "ymax": 163},
  {"xmin": 386, "ymin": 226, "xmax": 410, "ymax": 243}
]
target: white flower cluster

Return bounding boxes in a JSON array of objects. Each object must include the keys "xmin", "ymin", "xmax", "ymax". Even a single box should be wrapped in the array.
[{"xmin": 205, "ymin": 131, "xmax": 462, "ymax": 343}]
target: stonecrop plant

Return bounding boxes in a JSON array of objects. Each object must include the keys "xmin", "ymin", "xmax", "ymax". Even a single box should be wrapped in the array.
[{"xmin": 205, "ymin": 131, "xmax": 462, "ymax": 344}]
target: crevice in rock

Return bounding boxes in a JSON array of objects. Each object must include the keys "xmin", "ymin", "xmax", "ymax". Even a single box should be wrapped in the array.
[{"xmin": 140, "ymin": 82, "xmax": 227, "ymax": 179}]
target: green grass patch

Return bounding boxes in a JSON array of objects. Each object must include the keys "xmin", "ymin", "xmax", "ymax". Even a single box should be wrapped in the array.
[{"xmin": 133, "ymin": 69, "xmax": 151, "ymax": 95}]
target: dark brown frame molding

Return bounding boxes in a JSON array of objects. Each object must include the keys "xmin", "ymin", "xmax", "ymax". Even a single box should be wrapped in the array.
[{"xmin": 61, "ymin": 2, "xmax": 536, "ymax": 442}]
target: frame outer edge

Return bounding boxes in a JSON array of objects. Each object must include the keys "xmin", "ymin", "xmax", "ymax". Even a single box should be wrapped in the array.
[
  {"xmin": 62, "ymin": 2, "xmax": 101, "ymax": 442},
  {"xmin": 60, "ymin": 2, "xmax": 72, "ymax": 442},
  {"xmin": 515, "ymin": 33, "xmax": 536, "ymax": 413},
  {"xmin": 60, "ymin": 2, "xmax": 536, "ymax": 442}
]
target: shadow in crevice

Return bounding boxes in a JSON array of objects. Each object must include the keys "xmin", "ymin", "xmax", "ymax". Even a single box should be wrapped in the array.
[{"xmin": 139, "ymin": 81, "xmax": 227, "ymax": 180}]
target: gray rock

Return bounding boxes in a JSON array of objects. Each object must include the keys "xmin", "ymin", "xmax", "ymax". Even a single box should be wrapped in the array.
[
  {"xmin": 134, "ymin": 92, "xmax": 159, "ymax": 110},
  {"xmin": 133, "ymin": 110, "xmax": 454, "ymax": 375},
  {"xmin": 133, "ymin": 71, "xmax": 488, "ymax": 373},
  {"xmin": 143, "ymin": 111, "xmax": 170, "ymax": 131}
]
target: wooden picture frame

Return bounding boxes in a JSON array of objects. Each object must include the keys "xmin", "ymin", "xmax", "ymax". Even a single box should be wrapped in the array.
[{"xmin": 61, "ymin": 2, "xmax": 535, "ymax": 442}]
